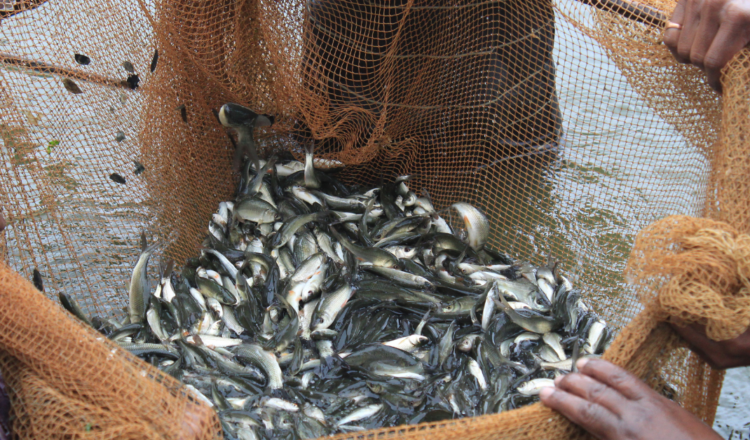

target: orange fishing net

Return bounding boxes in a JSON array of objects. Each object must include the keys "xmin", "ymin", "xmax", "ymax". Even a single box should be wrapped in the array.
[{"xmin": 0, "ymin": 0, "xmax": 747, "ymax": 438}]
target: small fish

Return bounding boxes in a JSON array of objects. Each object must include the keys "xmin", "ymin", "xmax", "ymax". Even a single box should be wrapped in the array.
[
  {"xmin": 186, "ymin": 335, "xmax": 242, "ymax": 348},
  {"xmin": 146, "ymin": 308, "xmax": 168, "ymax": 342},
  {"xmin": 438, "ymin": 321, "xmax": 457, "ymax": 366},
  {"xmin": 329, "ymin": 227, "xmax": 398, "ymax": 268},
  {"xmin": 185, "ymin": 384, "xmax": 214, "ymax": 407},
  {"xmin": 271, "ymin": 212, "xmax": 327, "ymax": 248},
  {"xmin": 543, "ymin": 332, "xmax": 566, "ymax": 361},
  {"xmin": 62, "ymin": 78, "xmax": 83, "ymax": 94},
  {"xmin": 262, "ymin": 397, "xmax": 298, "ymax": 412},
  {"xmin": 303, "ymin": 143, "xmax": 321, "ymax": 189},
  {"xmin": 466, "ymin": 358, "xmax": 487, "ymax": 390},
  {"xmin": 234, "ymin": 345, "xmax": 284, "ymax": 389},
  {"xmin": 481, "ymin": 284, "xmax": 497, "ymax": 330},
  {"xmin": 32, "ymin": 268, "xmax": 43, "ymax": 292},
  {"xmin": 109, "ymin": 173, "xmax": 126, "ymax": 184},
  {"xmin": 74, "ymin": 54, "xmax": 91, "ymax": 65},
  {"xmin": 584, "ymin": 319, "xmax": 609, "ymax": 354},
  {"xmin": 218, "ymin": 103, "xmax": 272, "ymax": 172},
  {"xmin": 122, "ymin": 61, "xmax": 135, "ymax": 73},
  {"xmin": 365, "ymin": 266, "xmax": 432, "ymax": 288},
  {"xmin": 126, "ymin": 74, "xmax": 140, "ymax": 90},
  {"xmin": 494, "ymin": 291, "xmax": 561, "ymax": 334},
  {"xmin": 451, "ymin": 203, "xmax": 490, "ymax": 251},
  {"xmin": 516, "ymin": 378, "xmax": 555, "ymax": 396},
  {"xmin": 312, "ymin": 284, "xmax": 354, "ymax": 330},
  {"xmin": 383, "ymin": 335, "xmax": 428, "ymax": 352},
  {"xmin": 303, "ymin": 404, "xmax": 326, "ymax": 425},
  {"xmin": 177, "ymin": 104, "xmax": 187, "ymax": 123},
  {"xmin": 150, "ymin": 49, "xmax": 159, "ymax": 72},
  {"xmin": 335, "ymin": 404, "xmax": 383, "ymax": 427},
  {"xmin": 128, "ymin": 233, "xmax": 160, "ymax": 323},
  {"xmin": 234, "ymin": 196, "xmax": 278, "ymax": 224},
  {"xmin": 59, "ymin": 292, "xmax": 92, "ymax": 327}
]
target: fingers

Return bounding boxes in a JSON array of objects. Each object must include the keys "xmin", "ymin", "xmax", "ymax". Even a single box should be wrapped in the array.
[
  {"xmin": 665, "ymin": 0, "xmax": 750, "ymax": 92},
  {"xmin": 703, "ymin": 7, "xmax": 750, "ymax": 91},
  {"xmin": 665, "ymin": 0, "xmax": 688, "ymax": 59},
  {"xmin": 676, "ymin": 0, "xmax": 705, "ymax": 63},
  {"xmin": 670, "ymin": 323, "xmax": 738, "ymax": 369},
  {"xmin": 540, "ymin": 387, "xmax": 619, "ymax": 440},
  {"xmin": 575, "ymin": 358, "xmax": 654, "ymax": 400},
  {"xmin": 689, "ymin": 4, "xmax": 721, "ymax": 70},
  {"xmin": 554, "ymin": 371, "xmax": 630, "ymax": 414}
]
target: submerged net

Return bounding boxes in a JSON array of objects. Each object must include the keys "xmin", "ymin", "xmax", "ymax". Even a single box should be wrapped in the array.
[{"xmin": 0, "ymin": 0, "xmax": 747, "ymax": 437}]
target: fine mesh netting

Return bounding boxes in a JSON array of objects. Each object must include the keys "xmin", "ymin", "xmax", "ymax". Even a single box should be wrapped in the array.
[{"xmin": 0, "ymin": 0, "xmax": 748, "ymax": 438}]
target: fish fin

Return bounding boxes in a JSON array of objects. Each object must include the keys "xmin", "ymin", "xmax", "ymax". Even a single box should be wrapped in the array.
[
  {"xmin": 255, "ymin": 114, "xmax": 273, "ymax": 127},
  {"xmin": 140, "ymin": 232, "xmax": 147, "ymax": 252}
]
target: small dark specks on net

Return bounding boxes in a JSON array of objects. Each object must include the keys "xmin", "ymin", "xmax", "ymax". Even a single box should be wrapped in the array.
[
  {"xmin": 150, "ymin": 49, "xmax": 158, "ymax": 73},
  {"xmin": 133, "ymin": 161, "xmax": 145, "ymax": 175},
  {"xmin": 122, "ymin": 61, "xmax": 135, "ymax": 73},
  {"xmin": 109, "ymin": 173, "xmax": 126, "ymax": 185},
  {"xmin": 125, "ymin": 74, "xmax": 139, "ymax": 90},
  {"xmin": 74, "ymin": 54, "xmax": 91, "ymax": 65},
  {"xmin": 115, "ymin": 131, "xmax": 126, "ymax": 142},
  {"xmin": 32, "ymin": 268, "xmax": 43, "ymax": 292},
  {"xmin": 62, "ymin": 78, "xmax": 83, "ymax": 94},
  {"xmin": 177, "ymin": 104, "xmax": 187, "ymax": 123}
]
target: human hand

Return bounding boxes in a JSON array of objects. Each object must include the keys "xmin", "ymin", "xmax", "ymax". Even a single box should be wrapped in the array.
[
  {"xmin": 663, "ymin": 0, "xmax": 750, "ymax": 92},
  {"xmin": 540, "ymin": 358, "xmax": 722, "ymax": 440},
  {"xmin": 671, "ymin": 323, "xmax": 750, "ymax": 369}
]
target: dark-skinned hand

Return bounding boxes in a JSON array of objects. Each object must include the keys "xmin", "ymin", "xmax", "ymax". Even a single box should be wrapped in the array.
[
  {"xmin": 671, "ymin": 323, "xmax": 750, "ymax": 369},
  {"xmin": 540, "ymin": 358, "xmax": 723, "ymax": 440},
  {"xmin": 663, "ymin": 0, "xmax": 750, "ymax": 92}
]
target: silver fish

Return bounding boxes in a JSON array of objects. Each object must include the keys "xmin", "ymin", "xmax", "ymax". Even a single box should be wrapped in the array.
[
  {"xmin": 335, "ymin": 404, "xmax": 383, "ymax": 426},
  {"xmin": 517, "ymin": 378, "xmax": 555, "ymax": 396},
  {"xmin": 128, "ymin": 233, "xmax": 161, "ymax": 324}
]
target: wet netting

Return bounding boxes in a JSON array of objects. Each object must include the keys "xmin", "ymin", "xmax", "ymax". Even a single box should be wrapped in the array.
[{"xmin": 0, "ymin": 0, "xmax": 748, "ymax": 438}]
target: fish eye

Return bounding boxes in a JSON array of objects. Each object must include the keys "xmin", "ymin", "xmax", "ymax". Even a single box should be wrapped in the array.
[{"xmin": 404, "ymin": 247, "xmax": 412, "ymax": 252}]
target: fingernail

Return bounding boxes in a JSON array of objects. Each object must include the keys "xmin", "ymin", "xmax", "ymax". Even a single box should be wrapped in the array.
[
  {"xmin": 576, "ymin": 358, "xmax": 589, "ymax": 370},
  {"xmin": 539, "ymin": 386, "xmax": 554, "ymax": 400}
]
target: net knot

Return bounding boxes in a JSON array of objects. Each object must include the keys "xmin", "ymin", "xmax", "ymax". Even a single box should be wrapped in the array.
[{"xmin": 626, "ymin": 215, "xmax": 750, "ymax": 341}]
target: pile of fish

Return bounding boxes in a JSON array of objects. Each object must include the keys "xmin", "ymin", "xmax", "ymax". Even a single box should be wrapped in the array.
[{"xmin": 59, "ymin": 104, "xmax": 611, "ymax": 440}]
